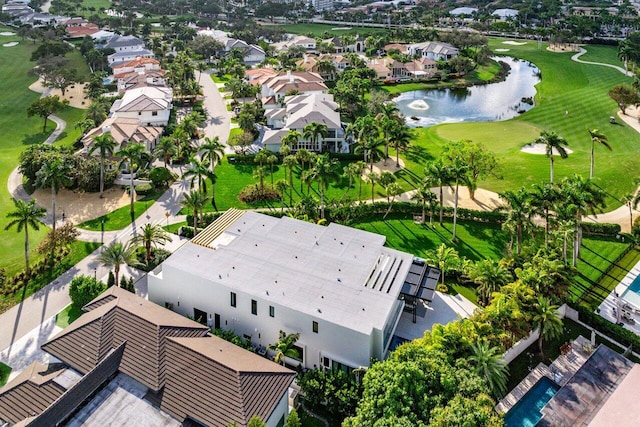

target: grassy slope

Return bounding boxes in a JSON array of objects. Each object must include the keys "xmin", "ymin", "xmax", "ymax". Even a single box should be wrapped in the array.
[{"xmin": 405, "ymin": 40, "xmax": 639, "ymax": 206}]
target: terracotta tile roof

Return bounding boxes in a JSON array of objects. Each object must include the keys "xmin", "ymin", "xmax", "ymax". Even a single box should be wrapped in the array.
[
  {"xmin": 0, "ymin": 362, "xmax": 67, "ymax": 424},
  {"xmin": 112, "ymin": 57, "xmax": 161, "ymax": 71},
  {"xmin": 161, "ymin": 336, "xmax": 294, "ymax": 426},
  {"xmin": 82, "ymin": 117, "xmax": 163, "ymax": 149}
]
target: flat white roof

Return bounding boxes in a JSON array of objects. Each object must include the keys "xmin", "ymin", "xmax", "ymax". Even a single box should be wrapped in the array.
[{"xmin": 164, "ymin": 211, "xmax": 413, "ymax": 334}]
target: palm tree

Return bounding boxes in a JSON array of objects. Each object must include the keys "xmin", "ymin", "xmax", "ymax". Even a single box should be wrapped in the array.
[
  {"xmin": 366, "ymin": 171, "xmax": 379, "ymax": 202},
  {"xmin": 355, "ymin": 138, "xmax": 385, "ymax": 171},
  {"xmin": 118, "ymin": 143, "xmax": 148, "ymax": 216},
  {"xmin": 5, "ymin": 199, "xmax": 46, "ymax": 279},
  {"xmin": 534, "ymin": 131, "xmax": 569, "ymax": 184},
  {"xmin": 411, "ymin": 183, "xmax": 437, "ymax": 225},
  {"xmin": 267, "ymin": 154, "xmax": 278, "ymax": 185},
  {"xmin": 425, "ymin": 244, "xmax": 459, "ymax": 287},
  {"xmin": 153, "ymin": 136, "xmax": 176, "ymax": 168},
  {"xmin": 282, "ymin": 155, "xmax": 298, "ymax": 205},
  {"xmin": 618, "ymin": 39, "xmax": 631, "ymax": 74},
  {"xmin": 532, "ymin": 296, "xmax": 563, "ymax": 356},
  {"xmin": 97, "ymin": 241, "xmax": 140, "ymax": 288},
  {"xmin": 275, "ymin": 179, "xmax": 289, "ymax": 212},
  {"xmin": 587, "ymin": 128, "xmax": 611, "ymax": 179},
  {"xmin": 449, "ymin": 159, "xmax": 469, "ymax": 243},
  {"xmin": 182, "ymin": 157, "xmax": 213, "ymax": 194},
  {"xmin": 469, "ymin": 340, "xmax": 509, "ymax": 399},
  {"xmin": 268, "ymin": 330, "xmax": 301, "ymax": 365},
  {"xmin": 383, "ymin": 182, "xmax": 403, "ymax": 219},
  {"xmin": 529, "ymin": 182, "xmax": 558, "ymax": 244},
  {"xmin": 181, "ymin": 189, "xmax": 209, "ymax": 234},
  {"xmin": 89, "ymin": 133, "xmax": 117, "ymax": 198},
  {"xmin": 303, "ymin": 122, "xmax": 329, "ymax": 152},
  {"xmin": 35, "ymin": 159, "xmax": 72, "ymax": 237},
  {"xmin": 424, "ymin": 160, "xmax": 451, "ymax": 226},
  {"xmin": 200, "ymin": 136, "xmax": 225, "ymax": 174},
  {"xmin": 499, "ymin": 188, "xmax": 532, "ymax": 255},
  {"xmin": 388, "ymin": 122, "xmax": 411, "ymax": 168},
  {"xmin": 341, "ymin": 162, "xmax": 362, "ymax": 201},
  {"xmin": 467, "ymin": 259, "xmax": 512, "ymax": 305},
  {"xmin": 281, "ymin": 130, "xmax": 302, "ymax": 151},
  {"xmin": 295, "ymin": 149, "xmax": 311, "ymax": 191},
  {"xmin": 132, "ymin": 223, "xmax": 171, "ymax": 263},
  {"xmin": 308, "ymin": 154, "xmax": 339, "ymax": 219}
]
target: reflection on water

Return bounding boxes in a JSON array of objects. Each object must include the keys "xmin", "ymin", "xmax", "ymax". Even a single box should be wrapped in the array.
[{"xmin": 394, "ymin": 57, "xmax": 540, "ymax": 127}]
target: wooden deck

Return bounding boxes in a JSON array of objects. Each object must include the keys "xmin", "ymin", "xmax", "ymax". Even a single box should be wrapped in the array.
[{"xmin": 496, "ymin": 335, "xmax": 593, "ymax": 413}]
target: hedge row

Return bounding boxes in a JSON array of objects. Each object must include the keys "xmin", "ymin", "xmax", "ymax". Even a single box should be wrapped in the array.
[
  {"xmin": 226, "ymin": 152, "xmax": 364, "ymax": 164},
  {"xmin": 572, "ymin": 303, "xmax": 640, "ymax": 352},
  {"xmin": 581, "ymin": 222, "xmax": 621, "ymax": 237}
]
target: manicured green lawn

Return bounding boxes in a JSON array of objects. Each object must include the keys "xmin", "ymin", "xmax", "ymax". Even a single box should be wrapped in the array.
[
  {"xmin": 351, "ymin": 215, "xmax": 508, "ymax": 261},
  {"xmin": 55, "ymin": 304, "xmax": 84, "ymax": 328},
  {"xmin": 77, "ymin": 188, "xmax": 167, "ymax": 231},
  {"xmin": 54, "ymin": 106, "xmax": 86, "ymax": 148},
  {"xmin": 0, "ymin": 27, "xmax": 54, "ymax": 277},
  {"xmin": 211, "ymin": 74, "xmax": 231, "ymax": 83},
  {"xmin": 577, "ymin": 44, "xmax": 626, "ymax": 67},
  {"xmin": 275, "ymin": 23, "xmax": 388, "ymax": 37},
  {"xmin": 404, "ymin": 40, "xmax": 640, "ymax": 207},
  {"xmin": 0, "ymin": 362, "xmax": 11, "ymax": 387}
]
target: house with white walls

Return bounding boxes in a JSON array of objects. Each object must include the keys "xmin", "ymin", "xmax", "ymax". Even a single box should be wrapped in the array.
[
  {"xmin": 406, "ymin": 41, "xmax": 459, "ymax": 61},
  {"xmin": 148, "ymin": 210, "xmax": 440, "ymax": 371},
  {"xmin": 110, "ymin": 86, "xmax": 172, "ymax": 126}
]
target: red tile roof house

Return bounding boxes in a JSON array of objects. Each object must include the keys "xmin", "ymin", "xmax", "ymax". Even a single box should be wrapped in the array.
[{"xmin": 0, "ymin": 287, "xmax": 294, "ymax": 427}]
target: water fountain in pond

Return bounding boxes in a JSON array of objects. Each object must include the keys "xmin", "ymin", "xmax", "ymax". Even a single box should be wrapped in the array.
[{"xmin": 407, "ymin": 99, "xmax": 429, "ymax": 110}]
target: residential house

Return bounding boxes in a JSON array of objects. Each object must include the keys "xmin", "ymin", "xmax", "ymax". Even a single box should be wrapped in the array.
[
  {"xmin": 99, "ymin": 35, "xmax": 154, "ymax": 66},
  {"xmin": 449, "ymin": 6, "xmax": 478, "ymax": 16},
  {"xmin": 82, "ymin": 117, "xmax": 163, "ymax": 153},
  {"xmin": 113, "ymin": 57, "xmax": 166, "ymax": 93},
  {"xmin": 259, "ymin": 71, "xmax": 327, "ymax": 102},
  {"xmin": 492, "ymin": 8, "xmax": 518, "ymax": 20},
  {"xmin": 295, "ymin": 54, "xmax": 350, "ymax": 81},
  {"xmin": 406, "ymin": 41, "xmax": 459, "ymax": 61},
  {"xmin": 383, "ymin": 43, "xmax": 408, "ymax": 55},
  {"xmin": 263, "ymin": 92, "xmax": 344, "ymax": 152},
  {"xmin": 110, "ymin": 86, "xmax": 172, "ymax": 126},
  {"xmin": 224, "ymin": 38, "xmax": 266, "ymax": 66},
  {"xmin": 273, "ymin": 35, "xmax": 316, "ymax": 53},
  {"xmin": 0, "ymin": 287, "xmax": 295, "ymax": 427},
  {"xmin": 367, "ymin": 57, "xmax": 437, "ymax": 80},
  {"xmin": 324, "ymin": 36, "xmax": 366, "ymax": 54},
  {"xmin": 148, "ymin": 209, "xmax": 440, "ymax": 371},
  {"xmin": 62, "ymin": 17, "xmax": 100, "ymax": 38}
]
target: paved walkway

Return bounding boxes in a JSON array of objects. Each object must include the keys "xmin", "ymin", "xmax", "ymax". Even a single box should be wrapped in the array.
[{"xmin": 571, "ymin": 47, "xmax": 634, "ymax": 77}]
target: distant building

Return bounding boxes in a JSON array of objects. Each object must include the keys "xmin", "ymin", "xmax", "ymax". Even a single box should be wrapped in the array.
[
  {"xmin": 406, "ymin": 41, "xmax": 459, "ymax": 61},
  {"xmin": 148, "ymin": 210, "xmax": 440, "ymax": 371},
  {"xmin": 449, "ymin": 6, "xmax": 478, "ymax": 16},
  {"xmin": 0, "ymin": 287, "xmax": 294, "ymax": 426},
  {"xmin": 273, "ymin": 35, "xmax": 317, "ymax": 53},
  {"xmin": 492, "ymin": 8, "xmax": 518, "ymax": 20}
]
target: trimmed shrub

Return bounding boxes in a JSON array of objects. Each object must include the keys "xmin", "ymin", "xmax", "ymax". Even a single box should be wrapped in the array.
[
  {"xmin": 107, "ymin": 271, "xmax": 115, "ymax": 287},
  {"xmin": 238, "ymin": 184, "xmax": 279, "ymax": 203},
  {"xmin": 581, "ymin": 222, "xmax": 621, "ymax": 237},
  {"xmin": 572, "ymin": 303, "xmax": 640, "ymax": 351},
  {"xmin": 185, "ymin": 211, "xmax": 225, "ymax": 229},
  {"xmin": 135, "ymin": 183, "xmax": 153, "ymax": 195},
  {"xmin": 69, "ymin": 275, "xmax": 106, "ymax": 308},
  {"xmin": 149, "ymin": 167, "xmax": 173, "ymax": 187},
  {"xmin": 179, "ymin": 226, "xmax": 195, "ymax": 238}
]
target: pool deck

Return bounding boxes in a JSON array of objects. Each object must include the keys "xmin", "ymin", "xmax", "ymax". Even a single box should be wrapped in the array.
[
  {"xmin": 497, "ymin": 336, "xmax": 592, "ymax": 413},
  {"xmin": 597, "ymin": 259, "xmax": 640, "ymax": 336}
]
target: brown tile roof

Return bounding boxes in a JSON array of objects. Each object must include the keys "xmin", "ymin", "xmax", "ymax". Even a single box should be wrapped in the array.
[
  {"xmin": 112, "ymin": 57, "xmax": 161, "ymax": 71},
  {"xmin": 42, "ymin": 287, "xmax": 209, "ymax": 391},
  {"xmin": 161, "ymin": 336, "xmax": 295, "ymax": 427},
  {"xmin": 0, "ymin": 362, "xmax": 66, "ymax": 424},
  {"xmin": 82, "ymin": 117, "xmax": 163, "ymax": 149}
]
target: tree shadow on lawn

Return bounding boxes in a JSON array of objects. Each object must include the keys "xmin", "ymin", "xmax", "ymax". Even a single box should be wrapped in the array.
[
  {"xmin": 22, "ymin": 131, "xmax": 50, "ymax": 145},
  {"xmin": 405, "ymin": 145, "xmax": 434, "ymax": 165},
  {"xmin": 395, "ymin": 168, "xmax": 422, "ymax": 187},
  {"xmin": 438, "ymin": 223, "xmax": 505, "ymax": 261}
]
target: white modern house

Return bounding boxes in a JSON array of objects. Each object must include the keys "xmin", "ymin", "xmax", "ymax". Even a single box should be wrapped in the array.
[
  {"xmin": 148, "ymin": 210, "xmax": 439, "ymax": 371},
  {"xmin": 259, "ymin": 71, "xmax": 328, "ymax": 102},
  {"xmin": 263, "ymin": 93, "xmax": 345, "ymax": 152},
  {"xmin": 406, "ymin": 41, "xmax": 459, "ymax": 61},
  {"xmin": 110, "ymin": 86, "xmax": 172, "ymax": 126}
]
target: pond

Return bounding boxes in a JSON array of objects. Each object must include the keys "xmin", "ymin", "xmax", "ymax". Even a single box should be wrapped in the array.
[{"xmin": 394, "ymin": 57, "xmax": 540, "ymax": 127}]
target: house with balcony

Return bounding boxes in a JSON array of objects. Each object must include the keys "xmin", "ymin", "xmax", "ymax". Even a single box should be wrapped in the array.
[
  {"xmin": 110, "ymin": 86, "xmax": 172, "ymax": 126},
  {"xmin": 82, "ymin": 117, "xmax": 163, "ymax": 154},
  {"xmin": 99, "ymin": 35, "xmax": 155, "ymax": 66},
  {"xmin": 259, "ymin": 71, "xmax": 327, "ymax": 103},
  {"xmin": 148, "ymin": 209, "xmax": 440, "ymax": 371},
  {"xmin": 406, "ymin": 41, "xmax": 459, "ymax": 61}
]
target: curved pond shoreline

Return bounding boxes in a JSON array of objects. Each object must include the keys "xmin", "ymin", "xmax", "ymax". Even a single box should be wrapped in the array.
[{"xmin": 394, "ymin": 57, "xmax": 540, "ymax": 128}]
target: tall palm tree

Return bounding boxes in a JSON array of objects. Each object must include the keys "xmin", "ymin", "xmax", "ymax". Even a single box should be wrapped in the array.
[
  {"xmin": 469, "ymin": 340, "xmax": 509, "ymax": 399},
  {"xmin": 587, "ymin": 128, "xmax": 611, "ymax": 179},
  {"xmin": 411, "ymin": 183, "xmax": 437, "ymax": 225},
  {"xmin": 529, "ymin": 182, "xmax": 558, "ymax": 244},
  {"xmin": 449, "ymin": 159, "xmax": 469, "ymax": 243},
  {"xmin": 132, "ymin": 223, "xmax": 171, "ymax": 263},
  {"xmin": 366, "ymin": 171, "xmax": 379, "ymax": 202},
  {"xmin": 424, "ymin": 160, "xmax": 451, "ymax": 226},
  {"xmin": 532, "ymin": 296, "xmax": 563, "ymax": 357},
  {"xmin": 303, "ymin": 122, "xmax": 329, "ymax": 152},
  {"xmin": 341, "ymin": 162, "xmax": 362, "ymax": 201},
  {"xmin": 425, "ymin": 244, "xmax": 459, "ymax": 287},
  {"xmin": 499, "ymin": 188, "xmax": 532, "ymax": 255},
  {"xmin": 467, "ymin": 259, "xmax": 513, "ymax": 305},
  {"xmin": 295, "ymin": 149, "xmax": 311, "ymax": 192},
  {"xmin": 153, "ymin": 136, "xmax": 177, "ymax": 168},
  {"xmin": 355, "ymin": 138, "xmax": 385, "ymax": 171},
  {"xmin": 267, "ymin": 154, "xmax": 278, "ymax": 185},
  {"xmin": 308, "ymin": 154, "xmax": 340, "ymax": 218},
  {"xmin": 97, "ymin": 241, "xmax": 140, "ymax": 288},
  {"xmin": 181, "ymin": 189, "xmax": 209, "ymax": 234},
  {"xmin": 281, "ymin": 129, "xmax": 302, "ymax": 151},
  {"xmin": 35, "ymin": 159, "xmax": 72, "ymax": 237},
  {"xmin": 268, "ymin": 330, "xmax": 301, "ymax": 365},
  {"xmin": 118, "ymin": 143, "xmax": 148, "ymax": 216},
  {"xmin": 388, "ymin": 122, "xmax": 412, "ymax": 168},
  {"xmin": 200, "ymin": 136, "xmax": 225, "ymax": 174},
  {"xmin": 5, "ymin": 199, "xmax": 46, "ymax": 279},
  {"xmin": 182, "ymin": 157, "xmax": 214, "ymax": 194},
  {"xmin": 89, "ymin": 133, "xmax": 117, "ymax": 198},
  {"xmin": 282, "ymin": 155, "xmax": 298, "ymax": 205},
  {"xmin": 534, "ymin": 131, "xmax": 569, "ymax": 184},
  {"xmin": 383, "ymin": 182, "xmax": 403, "ymax": 219}
]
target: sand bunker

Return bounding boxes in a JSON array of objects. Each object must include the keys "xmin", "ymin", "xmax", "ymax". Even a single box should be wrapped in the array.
[
  {"xmin": 2, "ymin": 42, "xmax": 18, "ymax": 47},
  {"xmin": 520, "ymin": 143, "xmax": 573, "ymax": 155},
  {"xmin": 0, "ymin": 31, "xmax": 16, "ymax": 36},
  {"xmin": 502, "ymin": 41, "xmax": 527, "ymax": 45},
  {"xmin": 495, "ymin": 48, "xmax": 510, "ymax": 52}
]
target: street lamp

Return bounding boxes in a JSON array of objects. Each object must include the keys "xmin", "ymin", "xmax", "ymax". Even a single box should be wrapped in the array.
[
  {"xmin": 165, "ymin": 211, "xmax": 170, "ymax": 226},
  {"xmin": 94, "ymin": 268, "xmax": 97, "ymax": 281},
  {"xmin": 101, "ymin": 219, "xmax": 105, "ymax": 244}
]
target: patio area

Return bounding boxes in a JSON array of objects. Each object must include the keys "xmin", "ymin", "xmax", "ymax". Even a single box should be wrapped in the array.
[
  {"xmin": 497, "ymin": 335, "xmax": 593, "ymax": 413},
  {"xmin": 597, "ymin": 259, "xmax": 640, "ymax": 336}
]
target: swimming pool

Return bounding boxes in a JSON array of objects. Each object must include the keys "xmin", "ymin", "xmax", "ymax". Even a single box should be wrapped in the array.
[
  {"xmin": 621, "ymin": 274, "xmax": 640, "ymax": 308},
  {"xmin": 504, "ymin": 376, "xmax": 560, "ymax": 427}
]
